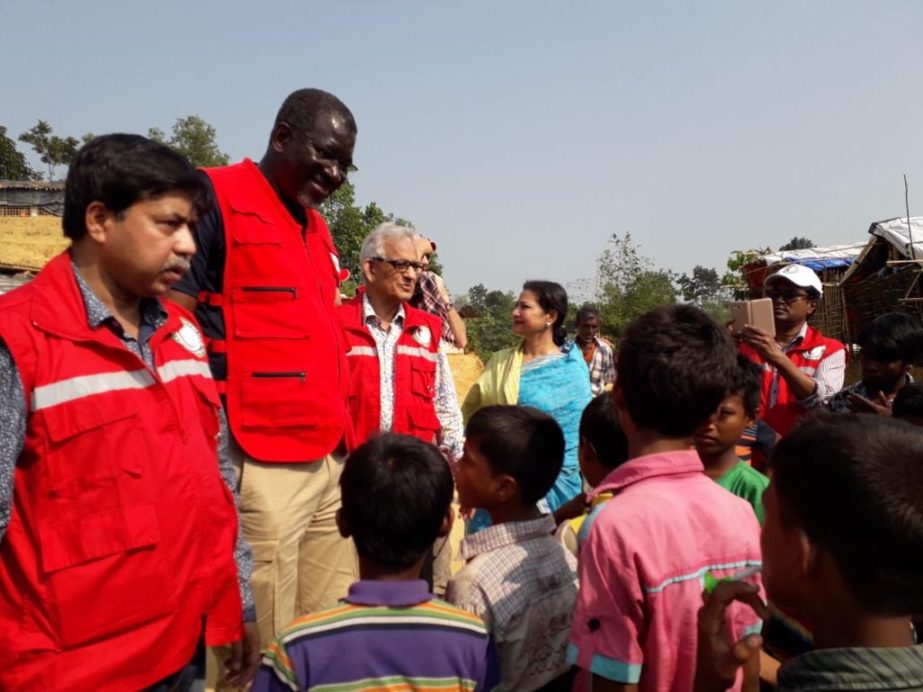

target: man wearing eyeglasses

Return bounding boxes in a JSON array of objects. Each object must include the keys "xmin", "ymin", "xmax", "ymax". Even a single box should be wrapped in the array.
[
  {"xmin": 168, "ymin": 89, "xmax": 358, "ymax": 655},
  {"xmin": 739, "ymin": 264, "xmax": 846, "ymax": 436},
  {"xmin": 337, "ymin": 223, "xmax": 465, "ymax": 594}
]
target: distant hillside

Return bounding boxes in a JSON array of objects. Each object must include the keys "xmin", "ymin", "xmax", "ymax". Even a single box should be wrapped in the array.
[{"xmin": 0, "ymin": 216, "xmax": 68, "ymax": 272}]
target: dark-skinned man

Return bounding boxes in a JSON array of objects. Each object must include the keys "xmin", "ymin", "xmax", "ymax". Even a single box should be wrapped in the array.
[
  {"xmin": 566, "ymin": 306, "xmax": 616, "ymax": 396},
  {"xmin": 168, "ymin": 89, "xmax": 359, "ymax": 653},
  {"xmin": 739, "ymin": 264, "xmax": 846, "ymax": 437},
  {"xmin": 0, "ymin": 135, "xmax": 255, "ymax": 690}
]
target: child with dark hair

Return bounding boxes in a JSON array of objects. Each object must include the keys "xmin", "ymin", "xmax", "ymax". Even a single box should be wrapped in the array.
[
  {"xmin": 695, "ymin": 355, "xmax": 770, "ymax": 524},
  {"xmin": 828, "ymin": 312, "xmax": 923, "ymax": 414},
  {"xmin": 568, "ymin": 305, "xmax": 763, "ymax": 691},
  {"xmin": 447, "ymin": 406, "xmax": 578, "ymax": 691},
  {"xmin": 252, "ymin": 434, "xmax": 499, "ymax": 692},
  {"xmin": 696, "ymin": 415, "xmax": 923, "ymax": 691},
  {"xmin": 553, "ymin": 393, "xmax": 630, "ymax": 553},
  {"xmin": 893, "ymin": 382, "xmax": 923, "ymax": 426}
]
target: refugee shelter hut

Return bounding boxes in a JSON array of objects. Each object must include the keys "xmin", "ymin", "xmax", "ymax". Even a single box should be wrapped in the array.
[
  {"xmin": 0, "ymin": 180, "xmax": 64, "ymax": 217},
  {"xmin": 742, "ymin": 242, "xmax": 865, "ymax": 345},
  {"xmin": 839, "ymin": 216, "xmax": 923, "ymax": 345}
]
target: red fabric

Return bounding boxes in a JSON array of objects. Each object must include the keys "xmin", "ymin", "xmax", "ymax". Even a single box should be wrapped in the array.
[
  {"xmin": 338, "ymin": 291, "xmax": 443, "ymax": 449},
  {"xmin": 0, "ymin": 253, "xmax": 241, "ymax": 691},
  {"xmin": 739, "ymin": 325, "xmax": 846, "ymax": 437},
  {"xmin": 204, "ymin": 160, "xmax": 349, "ymax": 462}
]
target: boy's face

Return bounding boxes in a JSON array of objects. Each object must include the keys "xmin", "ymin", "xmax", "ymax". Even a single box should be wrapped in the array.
[
  {"xmin": 761, "ymin": 483, "xmax": 807, "ymax": 612},
  {"xmin": 693, "ymin": 393, "xmax": 753, "ymax": 460},
  {"xmin": 455, "ymin": 437, "xmax": 500, "ymax": 510},
  {"xmin": 860, "ymin": 350, "xmax": 906, "ymax": 392},
  {"xmin": 578, "ymin": 437, "xmax": 607, "ymax": 488}
]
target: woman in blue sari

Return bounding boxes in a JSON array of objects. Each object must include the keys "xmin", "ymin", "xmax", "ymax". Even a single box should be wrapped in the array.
[{"xmin": 462, "ymin": 281, "xmax": 592, "ymax": 529}]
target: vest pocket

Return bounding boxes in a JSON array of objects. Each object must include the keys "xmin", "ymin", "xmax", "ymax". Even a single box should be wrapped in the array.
[
  {"xmin": 240, "ymin": 371, "xmax": 314, "ymax": 428},
  {"xmin": 42, "ymin": 406, "xmax": 144, "ymax": 497},
  {"xmin": 38, "ymin": 503, "xmax": 175, "ymax": 647},
  {"xmin": 232, "ymin": 286, "xmax": 311, "ymax": 340}
]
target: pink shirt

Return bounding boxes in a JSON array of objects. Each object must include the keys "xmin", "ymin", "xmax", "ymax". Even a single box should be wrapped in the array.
[{"xmin": 567, "ymin": 450, "xmax": 763, "ymax": 691}]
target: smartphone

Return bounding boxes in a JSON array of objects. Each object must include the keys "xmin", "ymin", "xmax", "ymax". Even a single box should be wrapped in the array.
[{"xmin": 729, "ymin": 298, "xmax": 776, "ymax": 336}]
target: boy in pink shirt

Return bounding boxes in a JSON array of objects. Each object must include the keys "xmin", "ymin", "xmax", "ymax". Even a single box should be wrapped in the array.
[{"xmin": 567, "ymin": 305, "xmax": 764, "ymax": 691}]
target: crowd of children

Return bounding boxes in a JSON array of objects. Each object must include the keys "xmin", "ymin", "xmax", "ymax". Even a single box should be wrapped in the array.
[{"xmin": 253, "ymin": 303, "xmax": 923, "ymax": 692}]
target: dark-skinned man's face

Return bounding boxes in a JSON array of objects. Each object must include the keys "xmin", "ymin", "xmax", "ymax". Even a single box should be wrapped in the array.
[{"xmin": 273, "ymin": 112, "xmax": 356, "ymax": 208}]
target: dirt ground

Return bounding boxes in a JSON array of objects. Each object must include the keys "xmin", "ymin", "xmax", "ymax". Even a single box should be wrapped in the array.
[{"xmin": 0, "ymin": 216, "xmax": 68, "ymax": 271}]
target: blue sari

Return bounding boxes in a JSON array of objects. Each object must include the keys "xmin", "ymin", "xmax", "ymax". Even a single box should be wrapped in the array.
[{"xmin": 467, "ymin": 346, "xmax": 592, "ymax": 533}]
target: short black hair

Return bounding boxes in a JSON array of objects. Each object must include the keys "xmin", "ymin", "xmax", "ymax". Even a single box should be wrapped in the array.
[
  {"xmin": 575, "ymin": 306, "xmax": 600, "ymax": 325},
  {"xmin": 522, "ymin": 280, "xmax": 568, "ymax": 346},
  {"xmin": 579, "ymin": 394, "xmax": 628, "ymax": 470},
  {"xmin": 63, "ymin": 134, "xmax": 210, "ymax": 241},
  {"xmin": 617, "ymin": 304, "xmax": 737, "ymax": 437},
  {"xmin": 274, "ymin": 88, "xmax": 357, "ymax": 137},
  {"xmin": 340, "ymin": 434, "xmax": 453, "ymax": 569},
  {"xmin": 893, "ymin": 383, "xmax": 923, "ymax": 420},
  {"xmin": 771, "ymin": 415, "xmax": 923, "ymax": 615},
  {"xmin": 728, "ymin": 355, "xmax": 762, "ymax": 418},
  {"xmin": 858, "ymin": 312, "xmax": 923, "ymax": 365},
  {"xmin": 466, "ymin": 405, "xmax": 564, "ymax": 505}
]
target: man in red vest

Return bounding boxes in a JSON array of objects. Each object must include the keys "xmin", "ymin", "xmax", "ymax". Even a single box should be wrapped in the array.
[
  {"xmin": 338, "ymin": 223, "xmax": 464, "ymax": 593},
  {"xmin": 0, "ymin": 134, "xmax": 252, "ymax": 690},
  {"xmin": 168, "ymin": 89, "xmax": 358, "ymax": 648},
  {"xmin": 739, "ymin": 264, "xmax": 846, "ymax": 437}
]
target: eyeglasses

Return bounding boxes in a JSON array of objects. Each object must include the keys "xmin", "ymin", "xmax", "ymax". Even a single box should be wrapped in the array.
[
  {"xmin": 372, "ymin": 257, "xmax": 424, "ymax": 274},
  {"xmin": 765, "ymin": 289, "xmax": 809, "ymax": 303},
  {"xmin": 303, "ymin": 139, "xmax": 358, "ymax": 176}
]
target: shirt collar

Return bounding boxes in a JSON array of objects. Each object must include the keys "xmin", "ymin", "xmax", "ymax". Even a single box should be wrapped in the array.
[
  {"xmin": 593, "ymin": 450, "xmax": 704, "ymax": 497},
  {"xmin": 778, "ymin": 644, "xmax": 923, "ymax": 690},
  {"xmin": 459, "ymin": 515, "xmax": 556, "ymax": 561},
  {"xmin": 343, "ymin": 579, "xmax": 432, "ymax": 608},
  {"xmin": 782, "ymin": 321, "xmax": 809, "ymax": 351},
  {"xmin": 362, "ymin": 291, "xmax": 405, "ymax": 328},
  {"xmin": 70, "ymin": 259, "xmax": 166, "ymax": 332}
]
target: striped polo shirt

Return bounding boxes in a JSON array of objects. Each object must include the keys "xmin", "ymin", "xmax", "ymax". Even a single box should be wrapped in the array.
[{"xmin": 252, "ymin": 579, "xmax": 500, "ymax": 691}]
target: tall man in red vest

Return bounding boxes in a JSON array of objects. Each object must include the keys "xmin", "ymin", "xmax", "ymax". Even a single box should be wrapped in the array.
[
  {"xmin": 0, "ymin": 135, "xmax": 253, "ymax": 690},
  {"xmin": 739, "ymin": 264, "xmax": 846, "ymax": 436},
  {"xmin": 169, "ymin": 90, "xmax": 358, "ymax": 647},
  {"xmin": 338, "ymin": 223, "xmax": 464, "ymax": 593}
]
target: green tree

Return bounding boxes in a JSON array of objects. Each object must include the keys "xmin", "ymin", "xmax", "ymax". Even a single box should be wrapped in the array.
[
  {"xmin": 678, "ymin": 265, "xmax": 732, "ymax": 322},
  {"xmin": 721, "ymin": 248, "xmax": 770, "ymax": 300},
  {"xmin": 778, "ymin": 237, "xmax": 815, "ymax": 251},
  {"xmin": 148, "ymin": 115, "xmax": 229, "ymax": 167},
  {"xmin": 0, "ymin": 126, "xmax": 35, "ymax": 180},
  {"xmin": 18, "ymin": 120, "xmax": 79, "ymax": 180},
  {"xmin": 594, "ymin": 233, "xmax": 677, "ymax": 336},
  {"xmin": 460, "ymin": 283, "xmax": 518, "ymax": 361}
]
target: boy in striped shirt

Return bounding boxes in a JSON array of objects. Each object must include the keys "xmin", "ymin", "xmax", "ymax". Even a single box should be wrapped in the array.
[{"xmin": 252, "ymin": 434, "xmax": 500, "ymax": 692}]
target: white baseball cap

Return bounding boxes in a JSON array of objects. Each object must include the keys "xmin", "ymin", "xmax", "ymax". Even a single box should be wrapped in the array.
[{"xmin": 764, "ymin": 264, "xmax": 823, "ymax": 297}]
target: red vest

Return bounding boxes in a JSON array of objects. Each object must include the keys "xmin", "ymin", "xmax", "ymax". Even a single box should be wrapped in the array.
[
  {"xmin": 0, "ymin": 253, "xmax": 242, "ymax": 691},
  {"xmin": 338, "ymin": 291, "xmax": 443, "ymax": 448},
  {"xmin": 740, "ymin": 324, "xmax": 846, "ymax": 437},
  {"xmin": 201, "ymin": 160, "xmax": 349, "ymax": 462}
]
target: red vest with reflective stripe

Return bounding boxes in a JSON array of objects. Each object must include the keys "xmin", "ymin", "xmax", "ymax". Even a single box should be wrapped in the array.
[
  {"xmin": 740, "ymin": 324, "xmax": 846, "ymax": 436},
  {"xmin": 338, "ymin": 291, "xmax": 443, "ymax": 448},
  {"xmin": 0, "ymin": 253, "xmax": 242, "ymax": 691},
  {"xmin": 203, "ymin": 160, "xmax": 349, "ymax": 462}
]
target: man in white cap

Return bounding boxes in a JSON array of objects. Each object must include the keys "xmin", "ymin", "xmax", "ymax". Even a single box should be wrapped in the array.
[{"xmin": 739, "ymin": 264, "xmax": 846, "ymax": 436}]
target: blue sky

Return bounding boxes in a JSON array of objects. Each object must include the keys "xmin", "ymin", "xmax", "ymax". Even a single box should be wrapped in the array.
[{"xmin": 3, "ymin": 0, "xmax": 922, "ymax": 298}]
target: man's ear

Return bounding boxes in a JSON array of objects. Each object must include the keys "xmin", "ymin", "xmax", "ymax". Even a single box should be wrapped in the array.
[
  {"xmin": 438, "ymin": 505, "xmax": 454, "ymax": 539},
  {"xmin": 795, "ymin": 528, "xmax": 817, "ymax": 577},
  {"xmin": 270, "ymin": 121, "xmax": 294, "ymax": 155},
  {"xmin": 806, "ymin": 299, "xmax": 819, "ymax": 318},
  {"xmin": 361, "ymin": 259, "xmax": 376, "ymax": 286},
  {"xmin": 84, "ymin": 201, "xmax": 110, "ymax": 244},
  {"xmin": 336, "ymin": 507, "xmax": 351, "ymax": 540}
]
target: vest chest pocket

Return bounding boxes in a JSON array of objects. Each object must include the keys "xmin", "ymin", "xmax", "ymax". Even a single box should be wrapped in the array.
[
  {"xmin": 40, "ymin": 404, "xmax": 146, "ymax": 497},
  {"xmin": 231, "ymin": 286, "xmax": 312, "ymax": 340},
  {"xmin": 410, "ymin": 360, "xmax": 438, "ymax": 400}
]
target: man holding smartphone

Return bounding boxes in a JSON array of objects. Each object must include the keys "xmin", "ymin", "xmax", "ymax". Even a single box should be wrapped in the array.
[{"xmin": 738, "ymin": 264, "xmax": 846, "ymax": 436}]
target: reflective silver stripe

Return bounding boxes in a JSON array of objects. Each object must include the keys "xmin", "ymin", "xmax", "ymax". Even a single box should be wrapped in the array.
[
  {"xmin": 158, "ymin": 359, "xmax": 213, "ymax": 383},
  {"xmin": 396, "ymin": 345, "xmax": 438, "ymax": 363},
  {"xmin": 797, "ymin": 366, "xmax": 817, "ymax": 377},
  {"xmin": 347, "ymin": 346, "xmax": 378, "ymax": 357},
  {"xmin": 31, "ymin": 369, "xmax": 155, "ymax": 411}
]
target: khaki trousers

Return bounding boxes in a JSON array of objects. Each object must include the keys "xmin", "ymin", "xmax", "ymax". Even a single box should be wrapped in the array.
[{"xmin": 231, "ymin": 442, "xmax": 358, "ymax": 645}]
